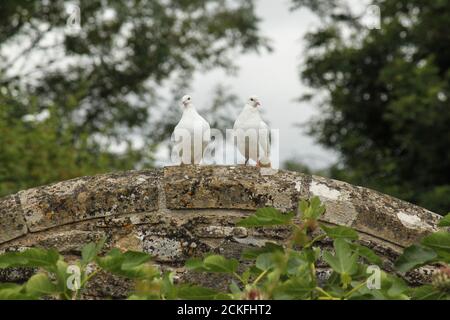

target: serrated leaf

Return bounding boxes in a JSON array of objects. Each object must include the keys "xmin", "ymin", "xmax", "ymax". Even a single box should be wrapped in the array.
[
  {"xmin": 395, "ymin": 244, "xmax": 437, "ymax": 272},
  {"xmin": 323, "ymin": 239, "xmax": 358, "ymax": 276},
  {"xmin": 255, "ymin": 253, "xmax": 277, "ymax": 271},
  {"xmin": 321, "ymin": 224, "xmax": 359, "ymax": 240},
  {"xmin": 177, "ymin": 285, "xmax": 226, "ymax": 300},
  {"xmin": 350, "ymin": 243, "xmax": 382, "ymax": 265},
  {"xmin": 161, "ymin": 272, "xmax": 176, "ymax": 299},
  {"xmin": 97, "ymin": 249, "xmax": 157, "ymax": 279},
  {"xmin": 25, "ymin": 273, "xmax": 58, "ymax": 298},
  {"xmin": 185, "ymin": 258, "xmax": 207, "ymax": 271},
  {"xmin": 241, "ymin": 242, "xmax": 284, "ymax": 260},
  {"xmin": 421, "ymin": 231, "xmax": 450, "ymax": 261},
  {"xmin": 299, "ymin": 200, "xmax": 309, "ymax": 215},
  {"xmin": 186, "ymin": 255, "xmax": 239, "ymax": 274},
  {"xmin": 81, "ymin": 238, "xmax": 105, "ymax": 266},
  {"xmin": 203, "ymin": 255, "xmax": 239, "ymax": 273},
  {"xmin": 411, "ymin": 285, "xmax": 447, "ymax": 300},
  {"xmin": 0, "ymin": 283, "xmax": 33, "ymax": 300},
  {"xmin": 237, "ymin": 207, "xmax": 294, "ymax": 227},
  {"xmin": 272, "ymin": 277, "xmax": 315, "ymax": 300},
  {"xmin": 299, "ymin": 196, "xmax": 325, "ymax": 220},
  {"xmin": 438, "ymin": 213, "xmax": 450, "ymax": 227},
  {"xmin": 229, "ymin": 281, "xmax": 242, "ymax": 295},
  {"xmin": 0, "ymin": 248, "xmax": 60, "ymax": 270}
]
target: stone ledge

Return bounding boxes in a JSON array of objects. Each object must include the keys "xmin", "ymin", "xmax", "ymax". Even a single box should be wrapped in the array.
[
  {"xmin": 18, "ymin": 169, "xmax": 161, "ymax": 232},
  {"xmin": 0, "ymin": 166, "xmax": 443, "ymax": 249},
  {"xmin": 0, "ymin": 195, "xmax": 27, "ymax": 243}
]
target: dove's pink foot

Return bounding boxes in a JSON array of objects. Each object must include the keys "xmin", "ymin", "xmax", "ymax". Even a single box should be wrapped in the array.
[{"xmin": 257, "ymin": 161, "xmax": 271, "ymax": 168}]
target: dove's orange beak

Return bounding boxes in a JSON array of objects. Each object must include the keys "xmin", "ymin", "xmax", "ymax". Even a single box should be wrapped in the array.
[{"xmin": 256, "ymin": 101, "xmax": 261, "ymax": 107}]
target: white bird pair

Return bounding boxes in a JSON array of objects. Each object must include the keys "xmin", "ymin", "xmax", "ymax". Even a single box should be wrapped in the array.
[{"xmin": 173, "ymin": 95, "xmax": 271, "ymax": 167}]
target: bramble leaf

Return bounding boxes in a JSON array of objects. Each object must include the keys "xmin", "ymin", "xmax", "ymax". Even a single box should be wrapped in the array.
[
  {"xmin": 81, "ymin": 238, "xmax": 105, "ymax": 266},
  {"xmin": 321, "ymin": 224, "xmax": 359, "ymax": 240},
  {"xmin": 25, "ymin": 273, "xmax": 58, "ymax": 298},
  {"xmin": 237, "ymin": 207, "xmax": 295, "ymax": 227},
  {"xmin": 186, "ymin": 255, "xmax": 239, "ymax": 274},
  {"xmin": 438, "ymin": 213, "xmax": 450, "ymax": 227},
  {"xmin": 323, "ymin": 239, "xmax": 358, "ymax": 276},
  {"xmin": 395, "ymin": 244, "xmax": 437, "ymax": 272},
  {"xmin": 421, "ymin": 232, "xmax": 450, "ymax": 261}
]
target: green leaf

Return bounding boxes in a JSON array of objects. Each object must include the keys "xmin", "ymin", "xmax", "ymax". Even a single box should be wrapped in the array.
[
  {"xmin": 81, "ymin": 238, "xmax": 105, "ymax": 266},
  {"xmin": 350, "ymin": 243, "xmax": 382, "ymax": 265},
  {"xmin": 54, "ymin": 260, "xmax": 70, "ymax": 294},
  {"xmin": 323, "ymin": 239, "xmax": 358, "ymax": 276},
  {"xmin": 438, "ymin": 213, "xmax": 450, "ymax": 227},
  {"xmin": 121, "ymin": 251, "xmax": 152, "ymax": 269},
  {"xmin": 255, "ymin": 253, "xmax": 278, "ymax": 271},
  {"xmin": 237, "ymin": 207, "xmax": 295, "ymax": 227},
  {"xmin": 286, "ymin": 251, "xmax": 313, "ymax": 275},
  {"xmin": 300, "ymin": 196, "xmax": 326, "ymax": 220},
  {"xmin": 411, "ymin": 285, "xmax": 447, "ymax": 300},
  {"xmin": 272, "ymin": 277, "xmax": 315, "ymax": 300},
  {"xmin": 186, "ymin": 255, "xmax": 239, "ymax": 274},
  {"xmin": 395, "ymin": 244, "xmax": 437, "ymax": 272},
  {"xmin": 421, "ymin": 231, "xmax": 450, "ymax": 261},
  {"xmin": 161, "ymin": 272, "xmax": 176, "ymax": 300},
  {"xmin": 299, "ymin": 200, "xmax": 309, "ymax": 215},
  {"xmin": 177, "ymin": 285, "xmax": 227, "ymax": 300},
  {"xmin": 97, "ymin": 249, "xmax": 157, "ymax": 279},
  {"xmin": 0, "ymin": 248, "xmax": 60, "ymax": 270},
  {"xmin": 185, "ymin": 258, "xmax": 206, "ymax": 271},
  {"xmin": 241, "ymin": 242, "xmax": 284, "ymax": 260},
  {"xmin": 25, "ymin": 273, "xmax": 58, "ymax": 298},
  {"xmin": 0, "ymin": 283, "xmax": 33, "ymax": 300},
  {"xmin": 229, "ymin": 281, "xmax": 242, "ymax": 295},
  {"xmin": 203, "ymin": 255, "xmax": 239, "ymax": 273},
  {"xmin": 387, "ymin": 277, "xmax": 408, "ymax": 298},
  {"xmin": 321, "ymin": 224, "xmax": 359, "ymax": 240}
]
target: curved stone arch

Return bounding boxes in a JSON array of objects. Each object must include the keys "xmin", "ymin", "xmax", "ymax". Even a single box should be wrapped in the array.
[{"xmin": 0, "ymin": 166, "xmax": 444, "ymax": 297}]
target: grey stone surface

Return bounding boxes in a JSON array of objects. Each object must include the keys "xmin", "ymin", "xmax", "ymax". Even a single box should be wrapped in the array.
[
  {"xmin": 164, "ymin": 165, "xmax": 309, "ymax": 212},
  {"xmin": 0, "ymin": 195, "xmax": 27, "ymax": 243},
  {"xmin": 0, "ymin": 166, "xmax": 445, "ymax": 298},
  {"xmin": 18, "ymin": 170, "xmax": 161, "ymax": 232}
]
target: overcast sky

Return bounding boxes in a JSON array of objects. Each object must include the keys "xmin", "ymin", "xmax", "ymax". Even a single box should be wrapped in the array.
[{"xmin": 167, "ymin": 0, "xmax": 340, "ymax": 169}]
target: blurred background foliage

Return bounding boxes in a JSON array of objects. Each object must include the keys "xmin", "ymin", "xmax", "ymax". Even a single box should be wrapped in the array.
[
  {"xmin": 0, "ymin": 0, "xmax": 449, "ymax": 215},
  {"xmin": 0, "ymin": 0, "xmax": 268, "ymax": 196},
  {"xmin": 291, "ymin": 0, "xmax": 450, "ymax": 214}
]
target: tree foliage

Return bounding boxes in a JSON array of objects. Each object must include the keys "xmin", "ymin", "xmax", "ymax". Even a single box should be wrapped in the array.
[
  {"xmin": 293, "ymin": 0, "xmax": 450, "ymax": 214},
  {"xmin": 0, "ymin": 0, "xmax": 268, "ymax": 196}
]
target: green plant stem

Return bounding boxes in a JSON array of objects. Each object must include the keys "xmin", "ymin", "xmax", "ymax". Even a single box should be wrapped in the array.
[
  {"xmin": 252, "ymin": 269, "xmax": 269, "ymax": 286},
  {"xmin": 232, "ymin": 272, "xmax": 245, "ymax": 285},
  {"xmin": 343, "ymin": 281, "xmax": 367, "ymax": 299},
  {"xmin": 315, "ymin": 286, "xmax": 336, "ymax": 300},
  {"xmin": 304, "ymin": 234, "xmax": 326, "ymax": 248},
  {"xmin": 81, "ymin": 269, "xmax": 100, "ymax": 287}
]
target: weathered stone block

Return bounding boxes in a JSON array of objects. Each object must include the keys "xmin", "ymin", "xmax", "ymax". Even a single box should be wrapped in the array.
[
  {"xmin": 351, "ymin": 187, "xmax": 441, "ymax": 247},
  {"xmin": 0, "ymin": 195, "xmax": 27, "ymax": 243},
  {"xmin": 164, "ymin": 165, "xmax": 309, "ymax": 212},
  {"xmin": 310, "ymin": 175, "xmax": 441, "ymax": 247},
  {"xmin": 19, "ymin": 170, "xmax": 161, "ymax": 232}
]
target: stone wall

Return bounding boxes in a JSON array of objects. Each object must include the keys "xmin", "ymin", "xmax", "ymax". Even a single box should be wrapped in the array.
[{"xmin": 0, "ymin": 166, "xmax": 444, "ymax": 298}]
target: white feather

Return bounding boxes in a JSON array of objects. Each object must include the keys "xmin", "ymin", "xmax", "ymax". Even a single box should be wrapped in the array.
[
  {"xmin": 233, "ymin": 98, "xmax": 270, "ymax": 165},
  {"xmin": 173, "ymin": 98, "xmax": 210, "ymax": 165}
]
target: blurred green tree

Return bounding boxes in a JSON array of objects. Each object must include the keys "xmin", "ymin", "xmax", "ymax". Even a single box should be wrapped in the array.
[
  {"xmin": 292, "ymin": 0, "xmax": 450, "ymax": 214},
  {"xmin": 0, "ymin": 0, "xmax": 268, "ymax": 196}
]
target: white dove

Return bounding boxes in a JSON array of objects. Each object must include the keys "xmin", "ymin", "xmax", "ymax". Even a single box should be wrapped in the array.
[
  {"xmin": 173, "ymin": 95, "xmax": 211, "ymax": 165},
  {"xmin": 233, "ymin": 95, "xmax": 271, "ymax": 167}
]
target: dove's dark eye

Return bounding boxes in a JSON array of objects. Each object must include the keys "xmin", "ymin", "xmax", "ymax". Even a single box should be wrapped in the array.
[
  {"xmin": 188, "ymin": 97, "xmax": 191, "ymax": 100},
  {"xmin": 250, "ymin": 98, "xmax": 254, "ymax": 101}
]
